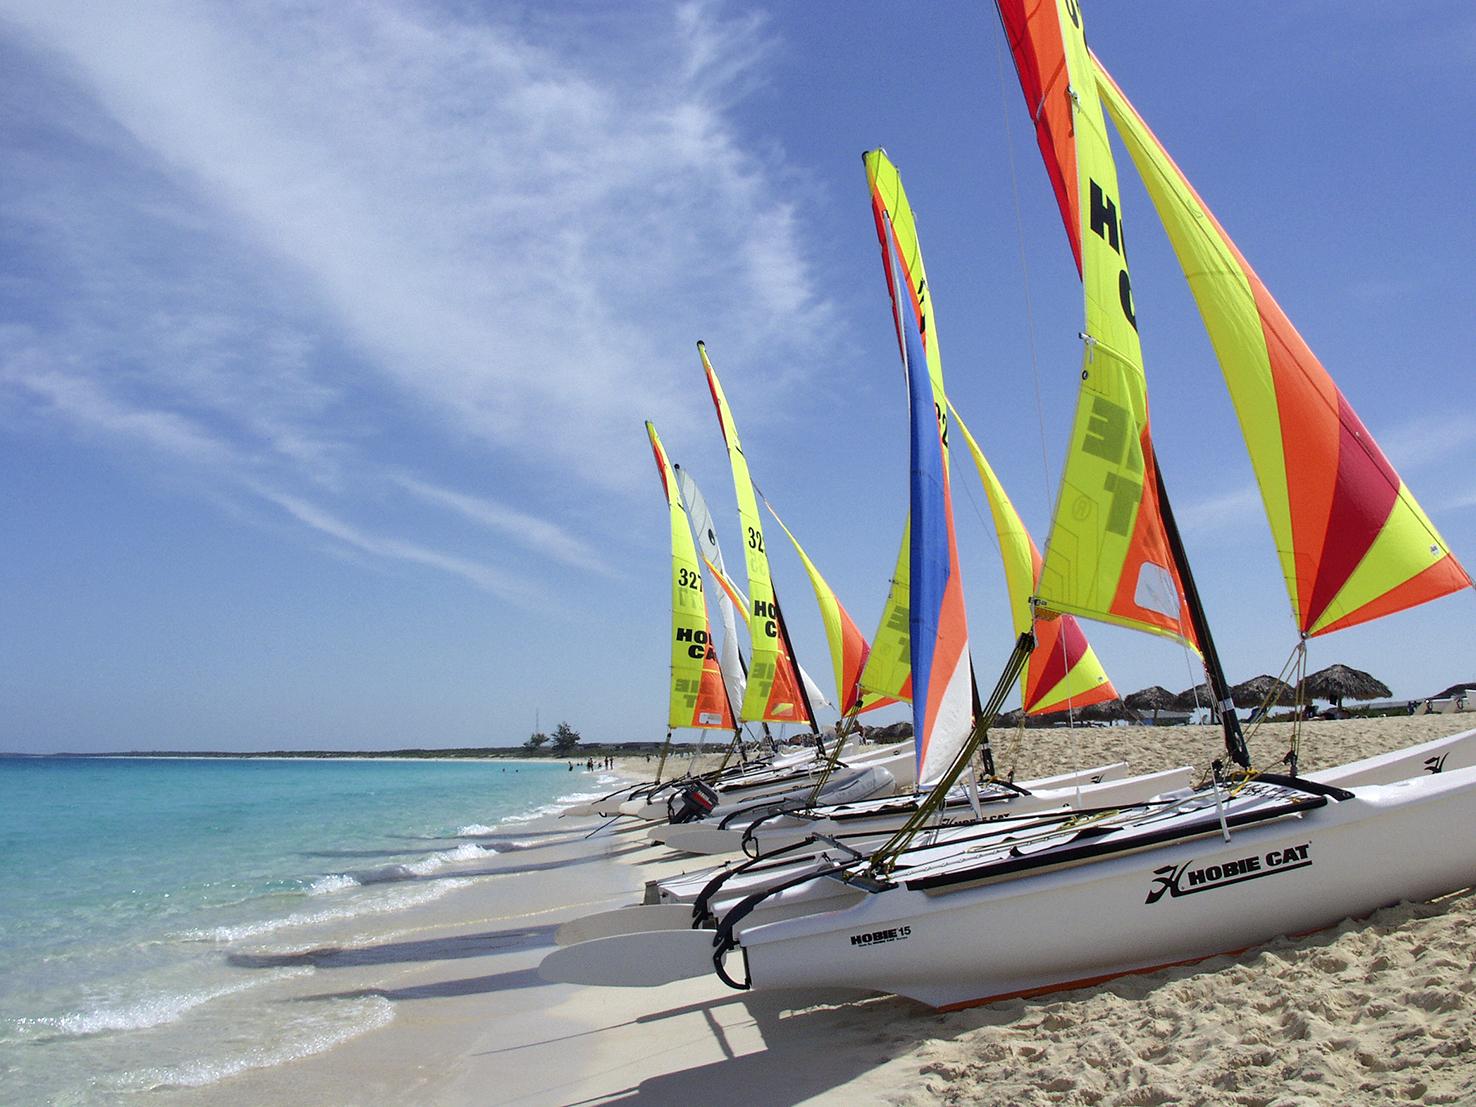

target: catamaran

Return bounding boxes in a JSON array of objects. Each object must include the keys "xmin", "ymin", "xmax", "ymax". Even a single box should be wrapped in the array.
[
  {"xmin": 652, "ymin": 148, "xmax": 1166, "ymax": 859},
  {"xmin": 544, "ymin": 0, "xmax": 1475, "ymax": 1008}
]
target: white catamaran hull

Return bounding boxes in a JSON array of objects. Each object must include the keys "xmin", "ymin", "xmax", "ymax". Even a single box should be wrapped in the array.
[
  {"xmin": 550, "ymin": 766, "xmax": 1194, "ymax": 949},
  {"xmin": 735, "ymin": 764, "xmax": 1194, "ymax": 859},
  {"xmin": 653, "ymin": 760, "xmax": 1132, "ymax": 856},
  {"xmin": 736, "ymin": 769, "xmax": 1476, "ymax": 1009}
]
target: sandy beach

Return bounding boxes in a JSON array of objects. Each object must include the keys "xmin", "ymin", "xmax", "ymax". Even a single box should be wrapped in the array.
[{"xmin": 177, "ymin": 714, "xmax": 1476, "ymax": 1106}]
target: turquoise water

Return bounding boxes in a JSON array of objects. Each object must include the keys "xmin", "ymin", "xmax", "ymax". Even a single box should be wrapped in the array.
[{"xmin": 0, "ymin": 756, "xmax": 614, "ymax": 1102}]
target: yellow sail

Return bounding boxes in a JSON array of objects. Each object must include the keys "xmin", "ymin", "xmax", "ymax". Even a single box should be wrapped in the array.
[
  {"xmin": 646, "ymin": 422, "xmax": 734, "ymax": 731},
  {"xmin": 764, "ymin": 500, "xmax": 898, "ymax": 716},
  {"xmin": 863, "ymin": 150, "xmax": 943, "ymax": 391},
  {"xmin": 697, "ymin": 342, "xmax": 811, "ymax": 725},
  {"xmin": 857, "ymin": 529, "xmax": 913, "ymax": 704},
  {"xmin": 951, "ymin": 407, "xmax": 1116, "ymax": 715},
  {"xmin": 998, "ymin": 0, "xmax": 1198, "ymax": 651},
  {"xmin": 1092, "ymin": 55, "xmax": 1472, "ymax": 638}
]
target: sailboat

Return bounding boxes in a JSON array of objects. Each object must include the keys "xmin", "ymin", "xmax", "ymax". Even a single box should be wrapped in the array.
[
  {"xmin": 619, "ymin": 352, "xmax": 926, "ymax": 827},
  {"xmin": 646, "ymin": 149, "xmax": 1170, "ymax": 860},
  {"xmin": 545, "ymin": 0, "xmax": 1476, "ymax": 1005},
  {"xmin": 543, "ymin": 146, "xmax": 1196, "ymax": 951},
  {"xmin": 575, "ymin": 427, "xmax": 825, "ymax": 820}
]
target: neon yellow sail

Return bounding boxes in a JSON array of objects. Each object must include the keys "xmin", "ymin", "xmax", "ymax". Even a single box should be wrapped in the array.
[
  {"xmin": 864, "ymin": 150, "xmax": 943, "ymax": 388},
  {"xmin": 857, "ymin": 531, "xmax": 913, "ymax": 704},
  {"xmin": 998, "ymin": 0, "xmax": 1198, "ymax": 651},
  {"xmin": 1092, "ymin": 55, "xmax": 1472, "ymax": 638},
  {"xmin": 697, "ymin": 342, "xmax": 811, "ymax": 725},
  {"xmin": 951, "ymin": 407, "xmax": 1116, "ymax": 715},
  {"xmin": 645, "ymin": 421, "xmax": 735, "ymax": 731}
]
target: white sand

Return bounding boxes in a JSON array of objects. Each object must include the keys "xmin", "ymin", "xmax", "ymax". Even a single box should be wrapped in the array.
[{"xmin": 180, "ymin": 715, "xmax": 1476, "ymax": 1105}]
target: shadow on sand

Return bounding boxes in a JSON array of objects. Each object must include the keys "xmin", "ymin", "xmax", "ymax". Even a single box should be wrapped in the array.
[{"xmin": 228, "ymin": 923, "xmax": 558, "ymax": 970}]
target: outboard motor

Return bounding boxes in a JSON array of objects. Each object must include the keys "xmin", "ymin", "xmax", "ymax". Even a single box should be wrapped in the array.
[{"xmin": 667, "ymin": 781, "xmax": 719, "ymax": 824}]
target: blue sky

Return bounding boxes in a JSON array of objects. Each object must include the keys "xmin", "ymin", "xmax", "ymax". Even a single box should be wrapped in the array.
[{"xmin": 3, "ymin": 1, "xmax": 1473, "ymax": 752}]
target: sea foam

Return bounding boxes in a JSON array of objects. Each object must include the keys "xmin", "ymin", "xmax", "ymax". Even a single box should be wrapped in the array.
[{"xmin": 122, "ymin": 996, "xmax": 395, "ymax": 1089}]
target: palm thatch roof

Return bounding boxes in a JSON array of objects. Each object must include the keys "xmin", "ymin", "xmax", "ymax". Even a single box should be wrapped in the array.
[
  {"xmin": 1124, "ymin": 686, "xmax": 1178, "ymax": 712},
  {"xmin": 1230, "ymin": 674, "xmax": 1296, "ymax": 710},
  {"xmin": 1299, "ymin": 664, "xmax": 1391, "ymax": 707},
  {"xmin": 1174, "ymin": 683, "xmax": 1214, "ymax": 711},
  {"xmin": 1079, "ymin": 698, "xmax": 1133, "ymax": 723},
  {"xmin": 1432, "ymin": 682, "xmax": 1476, "ymax": 700}
]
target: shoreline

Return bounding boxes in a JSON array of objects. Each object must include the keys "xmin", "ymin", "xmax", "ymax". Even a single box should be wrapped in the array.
[{"xmin": 152, "ymin": 715, "xmax": 1475, "ymax": 1104}]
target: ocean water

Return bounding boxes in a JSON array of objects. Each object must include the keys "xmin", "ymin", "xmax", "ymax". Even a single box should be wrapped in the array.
[{"xmin": 0, "ymin": 756, "xmax": 617, "ymax": 1103}]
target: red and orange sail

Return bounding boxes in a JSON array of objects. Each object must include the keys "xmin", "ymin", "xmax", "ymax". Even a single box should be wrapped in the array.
[
  {"xmin": 646, "ymin": 421, "xmax": 735, "ymax": 731},
  {"xmin": 1092, "ymin": 56, "xmax": 1471, "ymax": 636},
  {"xmin": 997, "ymin": 0, "xmax": 1200, "ymax": 649}
]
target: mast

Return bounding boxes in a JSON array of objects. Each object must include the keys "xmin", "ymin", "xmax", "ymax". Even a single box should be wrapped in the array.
[{"xmin": 1151, "ymin": 448, "xmax": 1249, "ymax": 768}]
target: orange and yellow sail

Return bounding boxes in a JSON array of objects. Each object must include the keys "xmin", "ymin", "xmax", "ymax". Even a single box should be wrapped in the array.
[
  {"xmin": 763, "ymin": 499, "xmax": 897, "ymax": 717},
  {"xmin": 951, "ymin": 407, "xmax": 1116, "ymax": 715},
  {"xmin": 997, "ymin": 0, "xmax": 1199, "ymax": 650},
  {"xmin": 697, "ymin": 343, "xmax": 812, "ymax": 725},
  {"xmin": 646, "ymin": 421, "xmax": 735, "ymax": 731},
  {"xmin": 1092, "ymin": 56, "xmax": 1472, "ymax": 637}
]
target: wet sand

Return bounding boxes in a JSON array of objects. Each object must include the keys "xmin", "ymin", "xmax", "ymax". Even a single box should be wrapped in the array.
[{"xmin": 188, "ymin": 714, "xmax": 1476, "ymax": 1105}]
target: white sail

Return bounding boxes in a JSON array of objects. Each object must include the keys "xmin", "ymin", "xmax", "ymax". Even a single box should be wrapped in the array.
[{"xmin": 673, "ymin": 464, "xmax": 748, "ymax": 714}]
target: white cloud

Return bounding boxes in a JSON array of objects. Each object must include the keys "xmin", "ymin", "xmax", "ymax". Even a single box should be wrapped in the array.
[
  {"xmin": 1372, "ymin": 412, "xmax": 1476, "ymax": 474},
  {"xmin": 260, "ymin": 489, "xmax": 536, "ymax": 604},
  {"xmin": 0, "ymin": 0, "xmax": 834, "ymax": 595},
  {"xmin": 392, "ymin": 474, "xmax": 614, "ymax": 576},
  {"xmin": 1176, "ymin": 483, "xmax": 1264, "ymax": 533}
]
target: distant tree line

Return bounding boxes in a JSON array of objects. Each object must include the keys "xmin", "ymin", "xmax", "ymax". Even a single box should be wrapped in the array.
[{"xmin": 524, "ymin": 721, "xmax": 581, "ymax": 756}]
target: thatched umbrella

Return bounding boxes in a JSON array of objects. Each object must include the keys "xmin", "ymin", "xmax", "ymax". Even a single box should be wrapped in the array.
[
  {"xmin": 1299, "ymin": 664, "xmax": 1391, "ymax": 709},
  {"xmin": 1174, "ymin": 683, "xmax": 1213, "ymax": 711},
  {"xmin": 1124, "ymin": 685, "xmax": 1177, "ymax": 724},
  {"xmin": 1080, "ymin": 698, "xmax": 1133, "ymax": 724},
  {"xmin": 1432, "ymin": 681, "xmax": 1476, "ymax": 700},
  {"xmin": 1230, "ymin": 674, "xmax": 1296, "ymax": 711}
]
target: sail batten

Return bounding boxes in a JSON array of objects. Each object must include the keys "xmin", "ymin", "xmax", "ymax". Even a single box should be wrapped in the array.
[
  {"xmin": 1091, "ymin": 55, "xmax": 1471, "ymax": 636},
  {"xmin": 646, "ymin": 423, "xmax": 735, "ymax": 732}
]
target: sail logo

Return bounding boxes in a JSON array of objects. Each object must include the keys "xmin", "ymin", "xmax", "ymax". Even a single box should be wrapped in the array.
[
  {"xmin": 1425, "ymin": 754, "xmax": 1449, "ymax": 774},
  {"xmin": 1087, "ymin": 178, "xmax": 1136, "ymax": 332},
  {"xmin": 674, "ymin": 627, "xmax": 718, "ymax": 660},
  {"xmin": 849, "ymin": 925, "xmax": 912, "ymax": 948},
  {"xmin": 752, "ymin": 598, "xmax": 778, "ymax": 638},
  {"xmin": 1144, "ymin": 843, "xmax": 1311, "ymax": 904}
]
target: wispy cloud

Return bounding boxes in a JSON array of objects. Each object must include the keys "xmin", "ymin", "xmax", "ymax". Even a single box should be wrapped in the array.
[
  {"xmin": 392, "ymin": 474, "xmax": 614, "ymax": 576},
  {"xmin": 1177, "ymin": 483, "xmax": 1264, "ymax": 533},
  {"xmin": 0, "ymin": 0, "xmax": 831, "ymax": 592},
  {"xmin": 1372, "ymin": 412, "xmax": 1476, "ymax": 474},
  {"xmin": 259, "ymin": 489, "xmax": 536, "ymax": 604}
]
